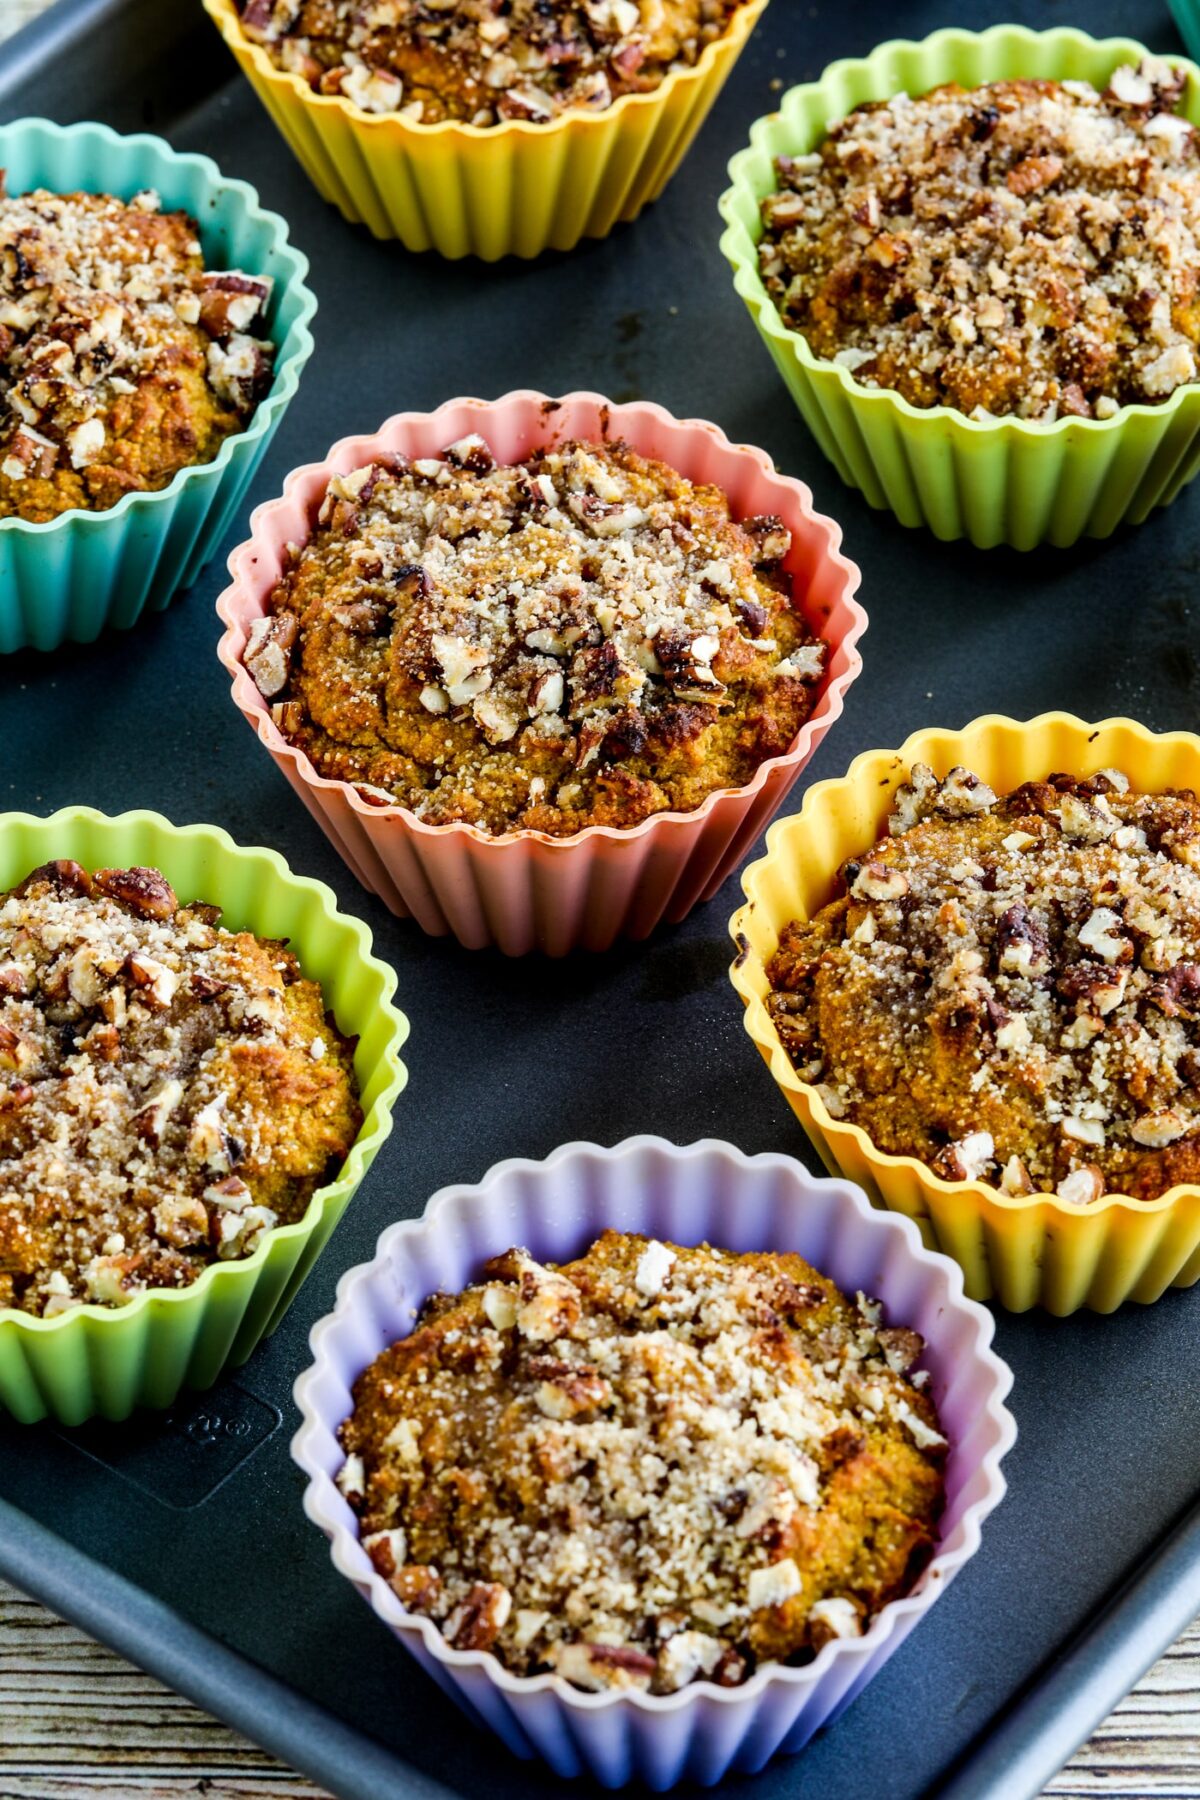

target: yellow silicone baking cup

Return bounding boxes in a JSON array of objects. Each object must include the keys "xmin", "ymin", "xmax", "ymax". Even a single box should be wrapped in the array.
[
  {"xmin": 203, "ymin": 0, "xmax": 769, "ymax": 258},
  {"xmin": 729, "ymin": 713, "xmax": 1200, "ymax": 1316}
]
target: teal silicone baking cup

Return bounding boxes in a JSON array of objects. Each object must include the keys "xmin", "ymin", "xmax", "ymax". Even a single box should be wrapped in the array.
[
  {"xmin": 0, "ymin": 809, "xmax": 408, "ymax": 1426},
  {"xmin": 0, "ymin": 119, "xmax": 316, "ymax": 653},
  {"xmin": 719, "ymin": 27, "xmax": 1200, "ymax": 550},
  {"xmin": 1171, "ymin": 0, "xmax": 1200, "ymax": 64}
]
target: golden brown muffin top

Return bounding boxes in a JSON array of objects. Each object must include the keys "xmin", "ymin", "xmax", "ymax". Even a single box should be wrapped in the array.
[
  {"xmin": 338, "ymin": 1230, "xmax": 946, "ymax": 1692},
  {"xmin": 239, "ymin": 0, "xmax": 743, "ymax": 125},
  {"xmin": 0, "ymin": 860, "xmax": 360, "ymax": 1316},
  {"xmin": 0, "ymin": 184, "xmax": 274, "ymax": 522},
  {"xmin": 249, "ymin": 437, "xmax": 825, "ymax": 836},
  {"xmin": 758, "ymin": 59, "xmax": 1200, "ymax": 421},
  {"xmin": 766, "ymin": 765, "xmax": 1200, "ymax": 1204}
]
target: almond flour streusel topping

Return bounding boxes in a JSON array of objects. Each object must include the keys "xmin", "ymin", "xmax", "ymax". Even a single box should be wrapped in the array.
[
  {"xmin": 249, "ymin": 436, "xmax": 825, "ymax": 836},
  {"xmin": 758, "ymin": 60, "xmax": 1200, "ymax": 421},
  {"xmin": 0, "ymin": 860, "xmax": 360, "ymax": 1317},
  {"xmin": 239, "ymin": 0, "xmax": 742, "ymax": 125},
  {"xmin": 767, "ymin": 766, "xmax": 1200, "ymax": 1205},
  {"xmin": 0, "ymin": 183, "xmax": 275, "ymax": 522},
  {"xmin": 339, "ymin": 1231, "xmax": 945, "ymax": 1692}
]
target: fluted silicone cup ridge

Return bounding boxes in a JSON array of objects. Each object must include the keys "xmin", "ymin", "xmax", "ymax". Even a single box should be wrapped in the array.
[
  {"xmin": 0, "ymin": 118, "xmax": 317, "ymax": 653},
  {"xmin": 215, "ymin": 390, "xmax": 867, "ymax": 956},
  {"xmin": 202, "ymin": 0, "xmax": 769, "ymax": 259},
  {"xmin": 292, "ymin": 1136, "xmax": 1015, "ymax": 1788},
  {"xmin": 0, "ymin": 808, "xmax": 409, "ymax": 1425},
  {"xmin": 730, "ymin": 712, "xmax": 1200, "ymax": 1314},
  {"xmin": 718, "ymin": 27, "xmax": 1200, "ymax": 549},
  {"xmin": 1170, "ymin": 0, "xmax": 1200, "ymax": 64}
]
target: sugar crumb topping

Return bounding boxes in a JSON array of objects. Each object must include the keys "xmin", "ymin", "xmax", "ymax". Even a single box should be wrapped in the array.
[
  {"xmin": 759, "ymin": 60, "xmax": 1200, "ymax": 421},
  {"xmin": 339, "ymin": 1230, "xmax": 945, "ymax": 1692},
  {"xmin": 251, "ymin": 437, "xmax": 825, "ymax": 836},
  {"xmin": 0, "ymin": 860, "xmax": 360, "ymax": 1315},
  {"xmin": 0, "ymin": 181, "xmax": 275, "ymax": 521},
  {"xmin": 767, "ymin": 764, "xmax": 1200, "ymax": 1203},
  {"xmin": 239, "ymin": 0, "xmax": 743, "ymax": 126}
]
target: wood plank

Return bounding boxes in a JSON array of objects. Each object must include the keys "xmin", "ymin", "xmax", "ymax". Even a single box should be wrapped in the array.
[{"xmin": 1, "ymin": 1575, "xmax": 1197, "ymax": 1797}]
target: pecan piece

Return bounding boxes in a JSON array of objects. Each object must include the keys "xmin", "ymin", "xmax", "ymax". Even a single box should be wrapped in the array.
[
  {"xmin": 444, "ymin": 1582, "xmax": 512, "ymax": 1650},
  {"xmin": 15, "ymin": 859, "xmax": 93, "ymax": 898},
  {"xmin": 995, "ymin": 903, "xmax": 1050, "ymax": 978},
  {"xmin": 1006, "ymin": 154, "xmax": 1063, "ymax": 196},
  {"xmin": 198, "ymin": 270, "xmax": 273, "ymax": 341},
  {"xmin": 735, "ymin": 597, "xmax": 770, "ymax": 637},
  {"xmin": 932, "ymin": 1130, "xmax": 994, "ymax": 1182},
  {"xmin": 742, "ymin": 513, "xmax": 792, "ymax": 565},
  {"xmin": 1151, "ymin": 962, "xmax": 1200, "ymax": 1019},
  {"xmin": 1, "ymin": 421, "xmax": 57, "ymax": 482},
  {"xmin": 554, "ymin": 1643, "xmax": 657, "ymax": 1691},
  {"xmin": 528, "ymin": 1356, "xmax": 612, "ymax": 1420},
  {"xmin": 271, "ymin": 700, "xmax": 304, "ymax": 734},
  {"xmin": 122, "ymin": 952, "xmax": 179, "ymax": 1009},
  {"xmin": 0, "ymin": 1024, "xmax": 35, "ymax": 1073},
  {"xmin": 876, "ymin": 1325, "xmax": 923, "ymax": 1372},
  {"xmin": 94, "ymin": 865, "xmax": 177, "ymax": 920},
  {"xmin": 244, "ymin": 613, "xmax": 298, "ymax": 700},
  {"xmin": 443, "ymin": 434, "xmax": 495, "ymax": 474}
]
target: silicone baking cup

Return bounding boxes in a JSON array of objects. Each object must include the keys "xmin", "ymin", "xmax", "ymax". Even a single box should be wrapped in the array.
[
  {"xmin": 0, "ymin": 808, "xmax": 408, "ymax": 1426},
  {"xmin": 202, "ymin": 0, "xmax": 768, "ymax": 259},
  {"xmin": 730, "ymin": 713, "xmax": 1200, "ymax": 1316},
  {"xmin": 0, "ymin": 118, "xmax": 316, "ymax": 654},
  {"xmin": 216, "ymin": 390, "xmax": 866, "ymax": 956},
  {"xmin": 293, "ymin": 1137, "xmax": 1014, "ymax": 1789},
  {"xmin": 1171, "ymin": 0, "xmax": 1200, "ymax": 65},
  {"xmin": 719, "ymin": 27, "xmax": 1200, "ymax": 550}
]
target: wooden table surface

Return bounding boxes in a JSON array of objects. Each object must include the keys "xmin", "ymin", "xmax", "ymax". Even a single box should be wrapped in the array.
[{"xmin": 0, "ymin": 0, "xmax": 1197, "ymax": 1794}]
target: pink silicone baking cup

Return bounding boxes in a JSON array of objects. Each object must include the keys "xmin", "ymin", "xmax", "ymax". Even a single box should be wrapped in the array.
[
  {"xmin": 292, "ymin": 1137, "xmax": 1015, "ymax": 1790},
  {"xmin": 215, "ymin": 392, "xmax": 866, "ymax": 955}
]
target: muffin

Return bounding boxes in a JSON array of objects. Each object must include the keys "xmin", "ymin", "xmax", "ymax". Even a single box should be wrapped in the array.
[
  {"xmin": 236, "ymin": 0, "xmax": 745, "ymax": 125},
  {"xmin": 0, "ymin": 856, "xmax": 361, "ymax": 1316},
  {"xmin": 241, "ymin": 435, "xmax": 827, "ymax": 837},
  {"xmin": 336, "ymin": 1227, "xmax": 946, "ymax": 1692},
  {"xmin": 757, "ymin": 57, "xmax": 1200, "ymax": 423},
  {"xmin": 765, "ymin": 762, "xmax": 1200, "ymax": 1206},
  {"xmin": 0, "ymin": 179, "xmax": 275, "ymax": 523}
]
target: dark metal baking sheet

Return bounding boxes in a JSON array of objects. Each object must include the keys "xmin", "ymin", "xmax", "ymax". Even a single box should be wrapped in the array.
[{"xmin": 0, "ymin": 1, "xmax": 1198, "ymax": 1797}]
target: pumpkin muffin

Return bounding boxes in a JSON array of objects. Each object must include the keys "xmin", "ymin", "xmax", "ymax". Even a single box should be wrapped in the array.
[
  {"xmin": 337, "ymin": 1229, "xmax": 946, "ymax": 1692},
  {"xmin": 245, "ymin": 435, "xmax": 826, "ymax": 836},
  {"xmin": 766, "ymin": 764, "xmax": 1200, "ymax": 1205},
  {"xmin": 238, "ymin": 0, "xmax": 745, "ymax": 125},
  {"xmin": 0, "ymin": 858, "xmax": 360, "ymax": 1316},
  {"xmin": 0, "ymin": 181, "xmax": 275, "ymax": 523},
  {"xmin": 758, "ymin": 58, "xmax": 1200, "ymax": 421}
]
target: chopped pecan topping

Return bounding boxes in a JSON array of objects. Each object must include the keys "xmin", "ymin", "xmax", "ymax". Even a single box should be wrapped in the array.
[
  {"xmin": 251, "ymin": 437, "xmax": 823, "ymax": 835},
  {"xmin": 768, "ymin": 764, "xmax": 1200, "ymax": 1205},
  {"xmin": 338, "ymin": 1231, "xmax": 945, "ymax": 1694}
]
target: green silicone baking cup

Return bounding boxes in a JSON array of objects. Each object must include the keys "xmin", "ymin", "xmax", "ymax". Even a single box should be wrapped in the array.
[
  {"xmin": 0, "ymin": 810, "xmax": 408, "ymax": 1426},
  {"xmin": 719, "ymin": 27, "xmax": 1200, "ymax": 550},
  {"xmin": 0, "ymin": 119, "xmax": 317, "ymax": 653}
]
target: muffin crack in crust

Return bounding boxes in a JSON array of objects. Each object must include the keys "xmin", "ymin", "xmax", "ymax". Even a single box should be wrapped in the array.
[
  {"xmin": 238, "ymin": 0, "xmax": 744, "ymax": 126},
  {"xmin": 0, "ymin": 183, "xmax": 275, "ymax": 522},
  {"xmin": 339, "ymin": 1230, "xmax": 945, "ymax": 1692},
  {"xmin": 758, "ymin": 59, "xmax": 1200, "ymax": 421},
  {"xmin": 249, "ymin": 436, "xmax": 826, "ymax": 835},
  {"xmin": 766, "ymin": 764, "xmax": 1200, "ymax": 1203},
  {"xmin": 0, "ymin": 860, "xmax": 360, "ymax": 1316}
]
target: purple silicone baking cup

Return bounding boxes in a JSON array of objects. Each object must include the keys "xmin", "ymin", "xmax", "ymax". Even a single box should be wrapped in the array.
[{"xmin": 292, "ymin": 1138, "xmax": 1016, "ymax": 1790}]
